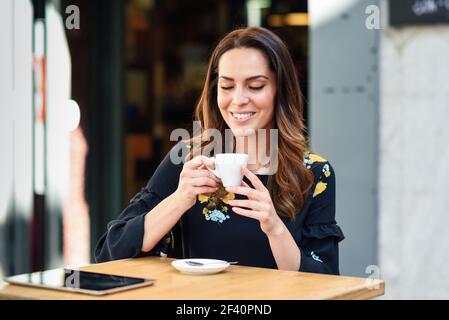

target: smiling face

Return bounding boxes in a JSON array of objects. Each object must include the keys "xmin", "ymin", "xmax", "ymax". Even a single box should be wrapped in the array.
[{"xmin": 217, "ymin": 48, "xmax": 277, "ymax": 136}]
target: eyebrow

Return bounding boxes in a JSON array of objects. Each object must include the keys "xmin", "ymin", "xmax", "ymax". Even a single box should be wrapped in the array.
[{"xmin": 219, "ymin": 75, "xmax": 269, "ymax": 81}]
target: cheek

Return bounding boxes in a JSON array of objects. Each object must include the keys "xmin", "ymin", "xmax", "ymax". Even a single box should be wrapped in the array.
[
  {"xmin": 255, "ymin": 91, "xmax": 275, "ymax": 113},
  {"xmin": 217, "ymin": 95, "xmax": 223, "ymax": 110},
  {"xmin": 217, "ymin": 92, "xmax": 230, "ymax": 111}
]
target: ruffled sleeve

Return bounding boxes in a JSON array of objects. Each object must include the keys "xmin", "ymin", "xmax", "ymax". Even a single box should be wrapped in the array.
[
  {"xmin": 94, "ymin": 145, "xmax": 183, "ymax": 263},
  {"xmin": 299, "ymin": 157, "xmax": 345, "ymax": 275}
]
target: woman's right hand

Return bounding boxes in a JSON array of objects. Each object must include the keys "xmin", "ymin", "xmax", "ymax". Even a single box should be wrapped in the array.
[{"xmin": 173, "ymin": 155, "xmax": 221, "ymax": 210}]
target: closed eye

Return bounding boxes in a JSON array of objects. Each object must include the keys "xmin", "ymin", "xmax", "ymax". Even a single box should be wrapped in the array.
[{"xmin": 219, "ymin": 85, "xmax": 266, "ymax": 91}]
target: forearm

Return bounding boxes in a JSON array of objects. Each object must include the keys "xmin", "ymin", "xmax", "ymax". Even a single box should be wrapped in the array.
[
  {"xmin": 266, "ymin": 222, "xmax": 301, "ymax": 271},
  {"xmin": 141, "ymin": 191, "xmax": 189, "ymax": 252}
]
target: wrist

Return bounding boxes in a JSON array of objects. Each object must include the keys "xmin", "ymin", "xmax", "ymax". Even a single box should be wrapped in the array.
[
  {"xmin": 170, "ymin": 190, "xmax": 193, "ymax": 213},
  {"xmin": 265, "ymin": 219, "xmax": 286, "ymax": 238}
]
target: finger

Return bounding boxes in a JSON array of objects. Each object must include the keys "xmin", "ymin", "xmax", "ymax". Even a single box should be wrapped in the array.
[
  {"xmin": 231, "ymin": 207, "xmax": 263, "ymax": 220},
  {"xmin": 241, "ymin": 180, "xmax": 251, "ymax": 188},
  {"xmin": 201, "ymin": 168, "xmax": 221, "ymax": 183},
  {"xmin": 194, "ymin": 160, "xmax": 220, "ymax": 183},
  {"xmin": 195, "ymin": 186, "xmax": 218, "ymax": 195},
  {"xmin": 189, "ymin": 177, "xmax": 219, "ymax": 187},
  {"xmin": 202, "ymin": 169, "xmax": 221, "ymax": 183},
  {"xmin": 227, "ymin": 199, "xmax": 266, "ymax": 211},
  {"xmin": 225, "ymin": 186, "xmax": 261, "ymax": 200},
  {"xmin": 242, "ymin": 166, "xmax": 266, "ymax": 191},
  {"xmin": 200, "ymin": 160, "xmax": 216, "ymax": 171},
  {"xmin": 187, "ymin": 169, "xmax": 221, "ymax": 182},
  {"xmin": 185, "ymin": 155, "xmax": 214, "ymax": 169}
]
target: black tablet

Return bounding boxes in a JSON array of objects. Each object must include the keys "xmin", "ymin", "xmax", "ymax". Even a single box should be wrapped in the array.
[{"xmin": 4, "ymin": 268, "xmax": 155, "ymax": 296}]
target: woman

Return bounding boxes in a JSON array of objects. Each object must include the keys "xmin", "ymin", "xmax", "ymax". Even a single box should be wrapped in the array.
[{"xmin": 95, "ymin": 27, "xmax": 344, "ymax": 274}]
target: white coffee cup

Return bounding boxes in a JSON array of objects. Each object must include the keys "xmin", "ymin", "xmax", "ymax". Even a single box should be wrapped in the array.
[{"xmin": 208, "ymin": 153, "xmax": 248, "ymax": 187}]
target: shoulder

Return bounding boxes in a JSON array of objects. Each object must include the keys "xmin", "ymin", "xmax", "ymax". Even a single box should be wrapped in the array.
[
  {"xmin": 303, "ymin": 152, "xmax": 334, "ymax": 178},
  {"xmin": 303, "ymin": 151, "xmax": 335, "ymax": 198}
]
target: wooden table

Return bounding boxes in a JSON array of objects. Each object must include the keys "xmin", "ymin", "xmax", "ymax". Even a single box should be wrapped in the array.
[{"xmin": 0, "ymin": 256, "xmax": 384, "ymax": 300}]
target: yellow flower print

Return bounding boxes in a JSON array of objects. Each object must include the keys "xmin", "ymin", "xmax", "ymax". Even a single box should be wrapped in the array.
[
  {"xmin": 198, "ymin": 194, "xmax": 210, "ymax": 203},
  {"xmin": 222, "ymin": 192, "xmax": 235, "ymax": 204},
  {"xmin": 313, "ymin": 181, "xmax": 327, "ymax": 197},
  {"xmin": 198, "ymin": 184, "xmax": 234, "ymax": 224},
  {"xmin": 324, "ymin": 170, "xmax": 331, "ymax": 178},
  {"xmin": 309, "ymin": 153, "xmax": 327, "ymax": 164}
]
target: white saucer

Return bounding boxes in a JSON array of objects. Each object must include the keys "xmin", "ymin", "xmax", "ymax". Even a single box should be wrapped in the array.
[{"xmin": 171, "ymin": 259, "xmax": 230, "ymax": 275}]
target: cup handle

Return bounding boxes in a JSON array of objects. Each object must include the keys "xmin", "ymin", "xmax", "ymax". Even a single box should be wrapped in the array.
[{"xmin": 207, "ymin": 158, "xmax": 220, "ymax": 178}]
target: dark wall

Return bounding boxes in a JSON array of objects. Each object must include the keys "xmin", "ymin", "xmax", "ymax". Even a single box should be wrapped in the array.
[{"xmin": 64, "ymin": 0, "xmax": 124, "ymax": 261}]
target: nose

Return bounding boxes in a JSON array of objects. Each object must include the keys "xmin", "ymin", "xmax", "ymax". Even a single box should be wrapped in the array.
[{"xmin": 232, "ymin": 87, "xmax": 249, "ymax": 106}]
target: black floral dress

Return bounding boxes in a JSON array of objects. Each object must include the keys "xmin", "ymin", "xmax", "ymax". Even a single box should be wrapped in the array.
[{"xmin": 95, "ymin": 147, "xmax": 345, "ymax": 275}]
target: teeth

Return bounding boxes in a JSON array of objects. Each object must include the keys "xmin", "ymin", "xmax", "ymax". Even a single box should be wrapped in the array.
[{"xmin": 232, "ymin": 112, "xmax": 255, "ymax": 120}]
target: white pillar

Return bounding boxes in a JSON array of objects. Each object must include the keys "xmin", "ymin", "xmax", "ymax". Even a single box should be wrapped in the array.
[
  {"xmin": 380, "ymin": 24, "xmax": 449, "ymax": 299},
  {"xmin": 309, "ymin": 0, "xmax": 380, "ymax": 277}
]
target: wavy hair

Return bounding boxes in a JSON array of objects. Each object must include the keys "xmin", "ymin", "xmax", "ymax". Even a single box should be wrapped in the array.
[{"xmin": 190, "ymin": 27, "xmax": 314, "ymax": 220}]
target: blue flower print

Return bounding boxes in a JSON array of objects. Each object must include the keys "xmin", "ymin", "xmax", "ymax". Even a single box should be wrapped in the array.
[
  {"xmin": 310, "ymin": 251, "xmax": 323, "ymax": 263},
  {"xmin": 206, "ymin": 209, "xmax": 230, "ymax": 223}
]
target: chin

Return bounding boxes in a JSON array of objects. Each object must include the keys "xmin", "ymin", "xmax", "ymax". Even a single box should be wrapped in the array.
[{"xmin": 229, "ymin": 126, "xmax": 258, "ymax": 137}]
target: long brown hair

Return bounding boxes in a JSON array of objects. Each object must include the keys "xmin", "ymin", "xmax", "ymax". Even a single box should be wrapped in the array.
[{"xmin": 191, "ymin": 27, "xmax": 313, "ymax": 220}]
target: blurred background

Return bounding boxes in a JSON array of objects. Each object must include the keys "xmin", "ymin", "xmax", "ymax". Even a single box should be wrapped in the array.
[{"xmin": 1, "ymin": 0, "xmax": 448, "ymax": 299}]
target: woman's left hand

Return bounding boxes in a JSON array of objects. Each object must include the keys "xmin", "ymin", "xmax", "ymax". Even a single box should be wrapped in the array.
[{"xmin": 226, "ymin": 166, "xmax": 284, "ymax": 236}]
